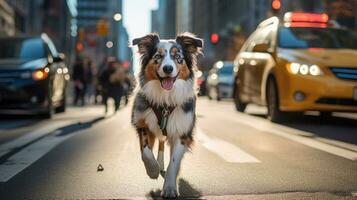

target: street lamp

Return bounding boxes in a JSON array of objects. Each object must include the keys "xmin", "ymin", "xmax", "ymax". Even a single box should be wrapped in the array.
[
  {"xmin": 106, "ymin": 41, "xmax": 113, "ymax": 48},
  {"xmin": 113, "ymin": 13, "xmax": 122, "ymax": 21}
]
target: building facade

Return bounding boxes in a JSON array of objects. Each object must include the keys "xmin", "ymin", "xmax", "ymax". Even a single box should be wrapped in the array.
[
  {"xmin": 151, "ymin": 0, "xmax": 176, "ymax": 39},
  {"xmin": 0, "ymin": 0, "xmax": 15, "ymax": 36}
]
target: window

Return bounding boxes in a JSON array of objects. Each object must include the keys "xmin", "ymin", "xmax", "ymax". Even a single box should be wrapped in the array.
[
  {"xmin": 278, "ymin": 27, "xmax": 357, "ymax": 49},
  {"xmin": 0, "ymin": 38, "xmax": 46, "ymax": 60}
]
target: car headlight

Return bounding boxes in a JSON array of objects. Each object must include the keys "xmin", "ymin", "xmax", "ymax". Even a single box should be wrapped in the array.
[
  {"xmin": 32, "ymin": 68, "xmax": 49, "ymax": 81},
  {"xmin": 287, "ymin": 62, "xmax": 323, "ymax": 76}
]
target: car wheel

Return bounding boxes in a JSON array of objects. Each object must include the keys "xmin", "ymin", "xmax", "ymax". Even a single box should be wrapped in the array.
[
  {"xmin": 267, "ymin": 77, "xmax": 286, "ymax": 123},
  {"xmin": 234, "ymin": 86, "xmax": 247, "ymax": 112},
  {"xmin": 216, "ymin": 86, "xmax": 221, "ymax": 101},
  {"xmin": 320, "ymin": 111, "xmax": 332, "ymax": 119},
  {"xmin": 55, "ymin": 93, "xmax": 66, "ymax": 113},
  {"xmin": 39, "ymin": 98, "xmax": 53, "ymax": 119},
  {"xmin": 207, "ymin": 86, "xmax": 212, "ymax": 100}
]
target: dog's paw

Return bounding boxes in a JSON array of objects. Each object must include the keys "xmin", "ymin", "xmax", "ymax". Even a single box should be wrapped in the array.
[
  {"xmin": 161, "ymin": 184, "xmax": 178, "ymax": 198},
  {"xmin": 142, "ymin": 147, "xmax": 160, "ymax": 179},
  {"xmin": 161, "ymin": 179, "xmax": 178, "ymax": 198}
]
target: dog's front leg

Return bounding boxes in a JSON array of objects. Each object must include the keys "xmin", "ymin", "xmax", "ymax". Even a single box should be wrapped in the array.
[
  {"xmin": 139, "ymin": 128, "xmax": 160, "ymax": 179},
  {"xmin": 161, "ymin": 138, "xmax": 187, "ymax": 198},
  {"xmin": 157, "ymin": 140, "xmax": 165, "ymax": 173}
]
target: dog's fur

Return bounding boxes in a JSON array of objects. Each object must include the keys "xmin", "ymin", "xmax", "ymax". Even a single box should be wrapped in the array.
[{"xmin": 131, "ymin": 32, "xmax": 203, "ymax": 198}]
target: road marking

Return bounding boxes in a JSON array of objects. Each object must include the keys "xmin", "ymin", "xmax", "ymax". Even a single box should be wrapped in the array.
[
  {"xmin": 0, "ymin": 130, "xmax": 73, "ymax": 182},
  {"xmin": 0, "ymin": 121, "xmax": 72, "ymax": 158},
  {"xmin": 230, "ymin": 113, "xmax": 357, "ymax": 161},
  {"xmin": 196, "ymin": 127, "xmax": 260, "ymax": 163},
  {"xmin": 0, "ymin": 120, "xmax": 34, "ymax": 130},
  {"xmin": 0, "ymin": 114, "xmax": 119, "ymax": 182}
]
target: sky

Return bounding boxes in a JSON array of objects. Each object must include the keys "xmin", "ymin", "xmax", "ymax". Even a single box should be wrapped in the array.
[{"xmin": 123, "ymin": 0, "xmax": 158, "ymax": 73}]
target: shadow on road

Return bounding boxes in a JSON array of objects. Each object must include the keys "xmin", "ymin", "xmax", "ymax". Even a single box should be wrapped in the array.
[
  {"xmin": 247, "ymin": 111, "xmax": 357, "ymax": 145},
  {"xmin": 146, "ymin": 178, "xmax": 202, "ymax": 200},
  {"xmin": 55, "ymin": 115, "xmax": 108, "ymax": 137},
  {"xmin": 0, "ymin": 114, "xmax": 43, "ymax": 130},
  {"xmin": 0, "ymin": 114, "xmax": 111, "ymax": 164},
  {"xmin": 280, "ymin": 114, "xmax": 357, "ymax": 145}
]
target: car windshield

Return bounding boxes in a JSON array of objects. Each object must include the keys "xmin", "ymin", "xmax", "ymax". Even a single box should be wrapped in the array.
[
  {"xmin": 218, "ymin": 64, "xmax": 233, "ymax": 76},
  {"xmin": 0, "ymin": 38, "xmax": 46, "ymax": 60},
  {"xmin": 278, "ymin": 27, "xmax": 357, "ymax": 49}
]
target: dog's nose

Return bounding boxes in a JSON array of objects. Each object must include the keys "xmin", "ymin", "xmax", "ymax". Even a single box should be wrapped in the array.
[{"xmin": 163, "ymin": 65, "xmax": 173, "ymax": 75}]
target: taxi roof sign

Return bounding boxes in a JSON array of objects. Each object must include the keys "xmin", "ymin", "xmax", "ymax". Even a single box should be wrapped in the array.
[{"xmin": 284, "ymin": 12, "xmax": 329, "ymax": 24}]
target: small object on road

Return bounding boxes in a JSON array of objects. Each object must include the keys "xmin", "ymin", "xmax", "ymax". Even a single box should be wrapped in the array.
[{"xmin": 97, "ymin": 164, "xmax": 104, "ymax": 172}]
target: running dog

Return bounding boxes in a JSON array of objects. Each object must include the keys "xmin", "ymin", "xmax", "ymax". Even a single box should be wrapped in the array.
[{"xmin": 131, "ymin": 32, "xmax": 203, "ymax": 198}]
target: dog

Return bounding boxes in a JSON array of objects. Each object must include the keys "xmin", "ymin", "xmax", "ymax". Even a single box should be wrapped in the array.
[{"xmin": 131, "ymin": 32, "xmax": 203, "ymax": 198}]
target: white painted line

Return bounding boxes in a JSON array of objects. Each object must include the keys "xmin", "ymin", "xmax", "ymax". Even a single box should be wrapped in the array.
[
  {"xmin": 0, "ymin": 121, "xmax": 72, "ymax": 158},
  {"xmin": 0, "ymin": 131, "xmax": 73, "ymax": 182},
  {"xmin": 196, "ymin": 128, "xmax": 260, "ymax": 163},
  {"xmin": 231, "ymin": 114, "xmax": 357, "ymax": 161}
]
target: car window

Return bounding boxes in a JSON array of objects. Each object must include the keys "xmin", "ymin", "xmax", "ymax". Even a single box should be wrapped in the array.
[
  {"xmin": 278, "ymin": 27, "xmax": 357, "ymax": 49},
  {"xmin": 218, "ymin": 65, "xmax": 233, "ymax": 76},
  {"xmin": 244, "ymin": 25, "xmax": 274, "ymax": 52},
  {"xmin": 0, "ymin": 38, "xmax": 46, "ymax": 60}
]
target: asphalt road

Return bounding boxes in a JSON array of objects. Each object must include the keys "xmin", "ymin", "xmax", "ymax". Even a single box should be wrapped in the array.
[{"xmin": 0, "ymin": 98, "xmax": 357, "ymax": 199}]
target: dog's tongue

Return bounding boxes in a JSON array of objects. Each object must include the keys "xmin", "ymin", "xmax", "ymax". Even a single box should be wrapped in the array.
[{"xmin": 161, "ymin": 78, "xmax": 174, "ymax": 90}]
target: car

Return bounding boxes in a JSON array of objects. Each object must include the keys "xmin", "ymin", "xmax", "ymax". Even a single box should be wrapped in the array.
[
  {"xmin": 0, "ymin": 33, "xmax": 69, "ymax": 118},
  {"xmin": 207, "ymin": 61, "xmax": 234, "ymax": 100},
  {"xmin": 233, "ymin": 12, "xmax": 357, "ymax": 122},
  {"xmin": 194, "ymin": 69, "xmax": 207, "ymax": 96}
]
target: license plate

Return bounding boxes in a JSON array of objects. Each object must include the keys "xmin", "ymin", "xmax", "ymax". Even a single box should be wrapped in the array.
[{"xmin": 354, "ymin": 87, "xmax": 357, "ymax": 101}]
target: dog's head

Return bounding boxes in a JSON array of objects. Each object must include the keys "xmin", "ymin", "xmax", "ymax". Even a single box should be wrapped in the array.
[{"xmin": 133, "ymin": 32, "xmax": 203, "ymax": 90}]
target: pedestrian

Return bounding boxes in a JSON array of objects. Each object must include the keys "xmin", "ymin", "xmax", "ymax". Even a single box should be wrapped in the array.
[
  {"xmin": 72, "ymin": 57, "xmax": 86, "ymax": 106},
  {"xmin": 99, "ymin": 59, "xmax": 125, "ymax": 113},
  {"xmin": 84, "ymin": 59, "xmax": 95, "ymax": 104}
]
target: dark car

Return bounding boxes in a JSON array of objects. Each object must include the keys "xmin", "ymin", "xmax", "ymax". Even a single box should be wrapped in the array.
[
  {"xmin": 206, "ymin": 61, "xmax": 234, "ymax": 100},
  {"xmin": 0, "ymin": 34, "xmax": 69, "ymax": 118}
]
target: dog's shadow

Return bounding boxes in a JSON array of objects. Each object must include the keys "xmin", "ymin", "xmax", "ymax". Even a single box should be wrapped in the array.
[{"xmin": 146, "ymin": 178, "xmax": 202, "ymax": 200}]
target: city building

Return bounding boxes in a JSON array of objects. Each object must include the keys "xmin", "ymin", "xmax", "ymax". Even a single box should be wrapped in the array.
[
  {"xmin": 151, "ymin": 0, "xmax": 176, "ymax": 39},
  {"xmin": 2, "ymin": 0, "xmax": 76, "ymax": 63},
  {"xmin": 77, "ymin": 0, "xmax": 132, "ymax": 68},
  {"xmin": 0, "ymin": 0, "xmax": 15, "ymax": 36},
  {"xmin": 5, "ymin": 0, "xmax": 30, "ymax": 34}
]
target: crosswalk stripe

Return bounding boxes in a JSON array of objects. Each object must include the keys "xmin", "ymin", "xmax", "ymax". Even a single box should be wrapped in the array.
[
  {"xmin": 196, "ymin": 127, "xmax": 260, "ymax": 163},
  {"xmin": 0, "ymin": 121, "xmax": 72, "ymax": 158},
  {"xmin": 0, "ymin": 114, "xmax": 119, "ymax": 182},
  {"xmin": 0, "ymin": 130, "xmax": 73, "ymax": 182},
  {"xmin": 231, "ymin": 114, "xmax": 357, "ymax": 161}
]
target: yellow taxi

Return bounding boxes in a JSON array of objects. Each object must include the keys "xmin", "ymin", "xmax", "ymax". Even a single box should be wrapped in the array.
[{"xmin": 233, "ymin": 12, "xmax": 357, "ymax": 122}]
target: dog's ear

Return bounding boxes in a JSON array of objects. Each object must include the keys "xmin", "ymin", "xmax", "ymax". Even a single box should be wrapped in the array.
[
  {"xmin": 132, "ymin": 33, "xmax": 160, "ymax": 55},
  {"xmin": 176, "ymin": 32, "xmax": 203, "ymax": 55}
]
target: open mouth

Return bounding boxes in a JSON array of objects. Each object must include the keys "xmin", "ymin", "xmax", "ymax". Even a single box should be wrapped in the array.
[{"xmin": 156, "ymin": 72, "xmax": 179, "ymax": 90}]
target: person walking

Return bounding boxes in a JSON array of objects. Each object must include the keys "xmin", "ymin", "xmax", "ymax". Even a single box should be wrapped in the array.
[
  {"xmin": 99, "ymin": 59, "xmax": 124, "ymax": 113},
  {"xmin": 72, "ymin": 57, "xmax": 86, "ymax": 106}
]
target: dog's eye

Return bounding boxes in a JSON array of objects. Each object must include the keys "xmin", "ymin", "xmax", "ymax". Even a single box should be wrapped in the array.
[
  {"xmin": 174, "ymin": 54, "xmax": 181, "ymax": 60},
  {"xmin": 153, "ymin": 54, "xmax": 162, "ymax": 59}
]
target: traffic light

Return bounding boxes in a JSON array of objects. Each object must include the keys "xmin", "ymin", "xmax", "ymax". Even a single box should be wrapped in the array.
[
  {"xmin": 210, "ymin": 33, "xmax": 219, "ymax": 44},
  {"xmin": 271, "ymin": 0, "xmax": 281, "ymax": 15},
  {"xmin": 96, "ymin": 19, "xmax": 109, "ymax": 36}
]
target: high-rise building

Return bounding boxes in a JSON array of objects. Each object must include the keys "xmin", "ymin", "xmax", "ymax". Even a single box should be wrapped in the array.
[
  {"xmin": 0, "ymin": 0, "xmax": 15, "ymax": 36},
  {"xmin": 151, "ymin": 0, "xmax": 176, "ymax": 39},
  {"xmin": 3, "ymin": 0, "xmax": 76, "ymax": 62},
  {"xmin": 77, "ymin": 0, "xmax": 132, "ymax": 69}
]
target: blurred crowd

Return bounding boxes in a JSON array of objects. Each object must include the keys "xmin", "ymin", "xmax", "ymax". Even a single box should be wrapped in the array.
[{"xmin": 72, "ymin": 56, "xmax": 135, "ymax": 113}]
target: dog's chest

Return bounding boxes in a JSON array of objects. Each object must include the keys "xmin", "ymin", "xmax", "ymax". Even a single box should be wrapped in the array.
[{"xmin": 141, "ymin": 107, "xmax": 194, "ymax": 139}]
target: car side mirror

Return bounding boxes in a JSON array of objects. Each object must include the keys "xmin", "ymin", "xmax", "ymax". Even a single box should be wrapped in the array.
[
  {"xmin": 53, "ymin": 53, "xmax": 65, "ymax": 63},
  {"xmin": 252, "ymin": 43, "xmax": 270, "ymax": 53}
]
